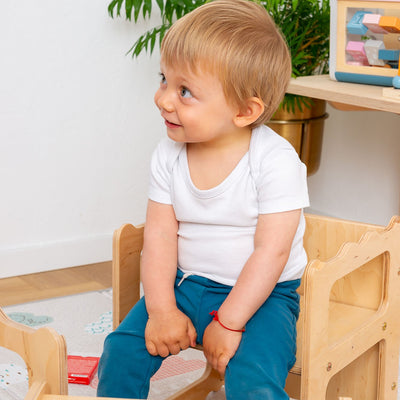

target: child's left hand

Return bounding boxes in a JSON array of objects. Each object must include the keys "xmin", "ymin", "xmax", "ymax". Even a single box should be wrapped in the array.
[{"xmin": 203, "ymin": 320, "xmax": 242, "ymax": 376}]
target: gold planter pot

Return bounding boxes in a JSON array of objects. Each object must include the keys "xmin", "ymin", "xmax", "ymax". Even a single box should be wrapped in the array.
[{"xmin": 267, "ymin": 98, "xmax": 328, "ymax": 176}]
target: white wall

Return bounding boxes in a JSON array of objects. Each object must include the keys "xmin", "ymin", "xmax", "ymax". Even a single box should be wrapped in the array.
[
  {"xmin": 0, "ymin": 0, "xmax": 163, "ymax": 278},
  {"xmin": 1, "ymin": 1, "xmax": 399, "ymax": 278},
  {"xmin": 308, "ymin": 106, "xmax": 400, "ymax": 225}
]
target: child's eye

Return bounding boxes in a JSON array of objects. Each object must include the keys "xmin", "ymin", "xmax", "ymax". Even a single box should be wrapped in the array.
[
  {"xmin": 180, "ymin": 87, "xmax": 193, "ymax": 98},
  {"xmin": 159, "ymin": 72, "xmax": 167, "ymax": 85}
]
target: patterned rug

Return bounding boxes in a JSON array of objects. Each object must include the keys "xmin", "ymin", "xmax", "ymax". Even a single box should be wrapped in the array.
[{"xmin": 0, "ymin": 290, "xmax": 220, "ymax": 400}]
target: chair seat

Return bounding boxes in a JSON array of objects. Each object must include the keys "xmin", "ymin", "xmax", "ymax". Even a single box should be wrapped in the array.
[{"xmin": 289, "ymin": 296, "xmax": 377, "ymax": 377}]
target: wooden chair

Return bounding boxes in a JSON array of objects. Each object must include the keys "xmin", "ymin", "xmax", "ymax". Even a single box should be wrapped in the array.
[
  {"xmin": 0, "ymin": 307, "xmax": 68, "ymax": 400},
  {"xmin": 0, "ymin": 295, "xmax": 135, "ymax": 400},
  {"xmin": 113, "ymin": 214, "xmax": 400, "ymax": 400}
]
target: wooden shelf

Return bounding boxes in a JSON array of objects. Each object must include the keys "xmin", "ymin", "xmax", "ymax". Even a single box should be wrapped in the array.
[{"xmin": 287, "ymin": 75, "xmax": 400, "ymax": 114}]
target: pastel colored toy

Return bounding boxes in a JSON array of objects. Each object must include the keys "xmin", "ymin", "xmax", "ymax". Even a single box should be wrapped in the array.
[
  {"xmin": 393, "ymin": 53, "xmax": 400, "ymax": 88},
  {"xmin": 347, "ymin": 10, "xmax": 371, "ymax": 34},
  {"xmin": 362, "ymin": 13, "xmax": 388, "ymax": 33},
  {"xmin": 330, "ymin": 0, "xmax": 400, "ymax": 88},
  {"xmin": 379, "ymin": 15, "xmax": 400, "ymax": 33},
  {"xmin": 364, "ymin": 40, "xmax": 386, "ymax": 66},
  {"xmin": 346, "ymin": 60, "xmax": 368, "ymax": 66},
  {"xmin": 379, "ymin": 49, "xmax": 400, "ymax": 61},
  {"xmin": 346, "ymin": 41, "xmax": 369, "ymax": 65}
]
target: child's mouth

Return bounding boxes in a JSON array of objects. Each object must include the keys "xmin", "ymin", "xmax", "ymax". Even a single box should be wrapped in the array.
[{"xmin": 165, "ymin": 119, "xmax": 181, "ymax": 129}]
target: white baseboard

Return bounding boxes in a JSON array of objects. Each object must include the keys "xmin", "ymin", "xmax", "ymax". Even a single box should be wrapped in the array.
[{"xmin": 0, "ymin": 233, "xmax": 112, "ymax": 279}]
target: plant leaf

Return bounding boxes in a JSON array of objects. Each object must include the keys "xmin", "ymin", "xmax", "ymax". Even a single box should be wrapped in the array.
[
  {"xmin": 155, "ymin": 0, "xmax": 164, "ymax": 13},
  {"xmin": 132, "ymin": 0, "xmax": 143, "ymax": 22},
  {"xmin": 143, "ymin": 0, "xmax": 152, "ymax": 19},
  {"xmin": 125, "ymin": 0, "xmax": 133, "ymax": 20}
]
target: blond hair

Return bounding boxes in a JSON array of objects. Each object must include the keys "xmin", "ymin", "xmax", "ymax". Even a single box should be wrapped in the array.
[{"xmin": 160, "ymin": 0, "xmax": 291, "ymax": 126}]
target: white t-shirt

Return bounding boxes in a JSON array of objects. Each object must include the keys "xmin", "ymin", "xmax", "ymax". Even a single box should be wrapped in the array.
[{"xmin": 148, "ymin": 125, "xmax": 310, "ymax": 286}]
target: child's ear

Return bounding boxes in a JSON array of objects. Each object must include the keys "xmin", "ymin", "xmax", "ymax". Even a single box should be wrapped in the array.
[{"xmin": 234, "ymin": 97, "xmax": 264, "ymax": 127}]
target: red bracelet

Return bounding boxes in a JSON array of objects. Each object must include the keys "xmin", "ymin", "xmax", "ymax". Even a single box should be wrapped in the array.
[{"xmin": 210, "ymin": 310, "xmax": 245, "ymax": 333}]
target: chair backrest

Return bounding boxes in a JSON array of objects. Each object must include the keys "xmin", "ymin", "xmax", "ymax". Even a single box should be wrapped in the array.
[
  {"xmin": 303, "ymin": 213, "xmax": 383, "ymax": 262},
  {"xmin": 0, "ymin": 308, "xmax": 68, "ymax": 399},
  {"xmin": 112, "ymin": 223, "xmax": 144, "ymax": 330},
  {"xmin": 301, "ymin": 214, "xmax": 385, "ymax": 308}
]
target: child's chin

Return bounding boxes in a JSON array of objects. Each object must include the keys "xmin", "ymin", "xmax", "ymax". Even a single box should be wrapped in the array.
[{"xmin": 166, "ymin": 130, "xmax": 184, "ymax": 142}]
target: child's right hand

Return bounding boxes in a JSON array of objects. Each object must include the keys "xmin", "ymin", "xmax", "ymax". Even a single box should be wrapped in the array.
[{"xmin": 145, "ymin": 308, "xmax": 197, "ymax": 357}]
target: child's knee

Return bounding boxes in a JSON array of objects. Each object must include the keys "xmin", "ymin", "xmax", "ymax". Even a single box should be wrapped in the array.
[
  {"xmin": 99, "ymin": 331, "xmax": 139, "ymax": 372},
  {"xmin": 104, "ymin": 329, "xmax": 147, "ymax": 356},
  {"xmin": 97, "ymin": 331, "xmax": 160, "ymax": 398}
]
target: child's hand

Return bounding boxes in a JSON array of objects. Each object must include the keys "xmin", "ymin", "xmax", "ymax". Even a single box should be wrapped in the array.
[
  {"xmin": 145, "ymin": 308, "xmax": 197, "ymax": 358},
  {"xmin": 203, "ymin": 320, "xmax": 242, "ymax": 376}
]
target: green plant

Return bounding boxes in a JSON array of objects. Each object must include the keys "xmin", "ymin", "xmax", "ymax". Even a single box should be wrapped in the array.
[{"xmin": 108, "ymin": 0, "xmax": 330, "ymax": 112}]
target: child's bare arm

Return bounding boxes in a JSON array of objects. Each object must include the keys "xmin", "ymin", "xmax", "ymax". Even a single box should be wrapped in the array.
[
  {"xmin": 142, "ymin": 200, "xmax": 178, "ymax": 314},
  {"xmin": 141, "ymin": 200, "xmax": 197, "ymax": 357},
  {"xmin": 203, "ymin": 209, "xmax": 301, "ymax": 375}
]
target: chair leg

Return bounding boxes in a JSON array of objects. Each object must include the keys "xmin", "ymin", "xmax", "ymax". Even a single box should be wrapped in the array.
[
  {"xmin": 377, "ymin": 338, "xmax": 400, "ymax": 399},
  {"xmin": 300, "ymin": 369, "xmax": 330, "ymax": 400},
  {"xmin": 24, "ymin": 380, "xmax": 49, "ymax": 400},
  {"xmin": 167, "ymin": 362, "xmax": 224, "ymax": 400}
]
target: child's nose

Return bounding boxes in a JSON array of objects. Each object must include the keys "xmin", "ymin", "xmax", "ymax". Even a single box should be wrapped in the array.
[{"xmin": 155, "ymin": 88, "xmax": 174, "ymax": 113}]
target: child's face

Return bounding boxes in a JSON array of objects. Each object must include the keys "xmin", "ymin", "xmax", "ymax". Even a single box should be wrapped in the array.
[{"xmin": 154, "ymin": 63, "xmax": 245, "ymax": 145}]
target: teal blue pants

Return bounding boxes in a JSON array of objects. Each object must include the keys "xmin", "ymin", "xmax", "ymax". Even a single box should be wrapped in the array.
[{"xmin": 97, "ymin": 270, "xmax": 300, "ymax": 399}]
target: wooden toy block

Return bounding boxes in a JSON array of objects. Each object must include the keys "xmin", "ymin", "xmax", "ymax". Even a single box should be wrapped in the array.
[
  {"xmin": 379, "ymin": 48, "xmax": 400, "ymax": 61},
  {"xmin": 347, "ymin": 10, "xmax": 372, "ymax": 35},
  {"xmin": 362, "ymin": 14, "xmax": 388, "ymax": 34},
  {"xmin": 379, "ymin": 15, "xmax": 400, "ymax": 33},
  {"xmin": 383, "ymin": 33, "xmax": 400, "ymax": 51},
  {"xmin": 346, "ymin": 60, "xmax": 367, "ymax": 66},
  {"xmin": 346, "ymin": 41, "xmax": 369, "ymax": 65},
  {"xmin": 364, "ymin": 40, "xmax": 386, "ymax": 66}
]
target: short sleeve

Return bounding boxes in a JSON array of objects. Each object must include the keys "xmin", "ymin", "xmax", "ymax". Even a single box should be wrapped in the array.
[
  {"xmin": 148, "ymin": 138, "xmax": 184, "ymax": 204},
  {"xmin": 254, "ymin": 133, "xmax": 309, "ymax": 214},
  {"xmin": 147, "ymin": 140, "xmax": 171, "ymax": 204}
]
